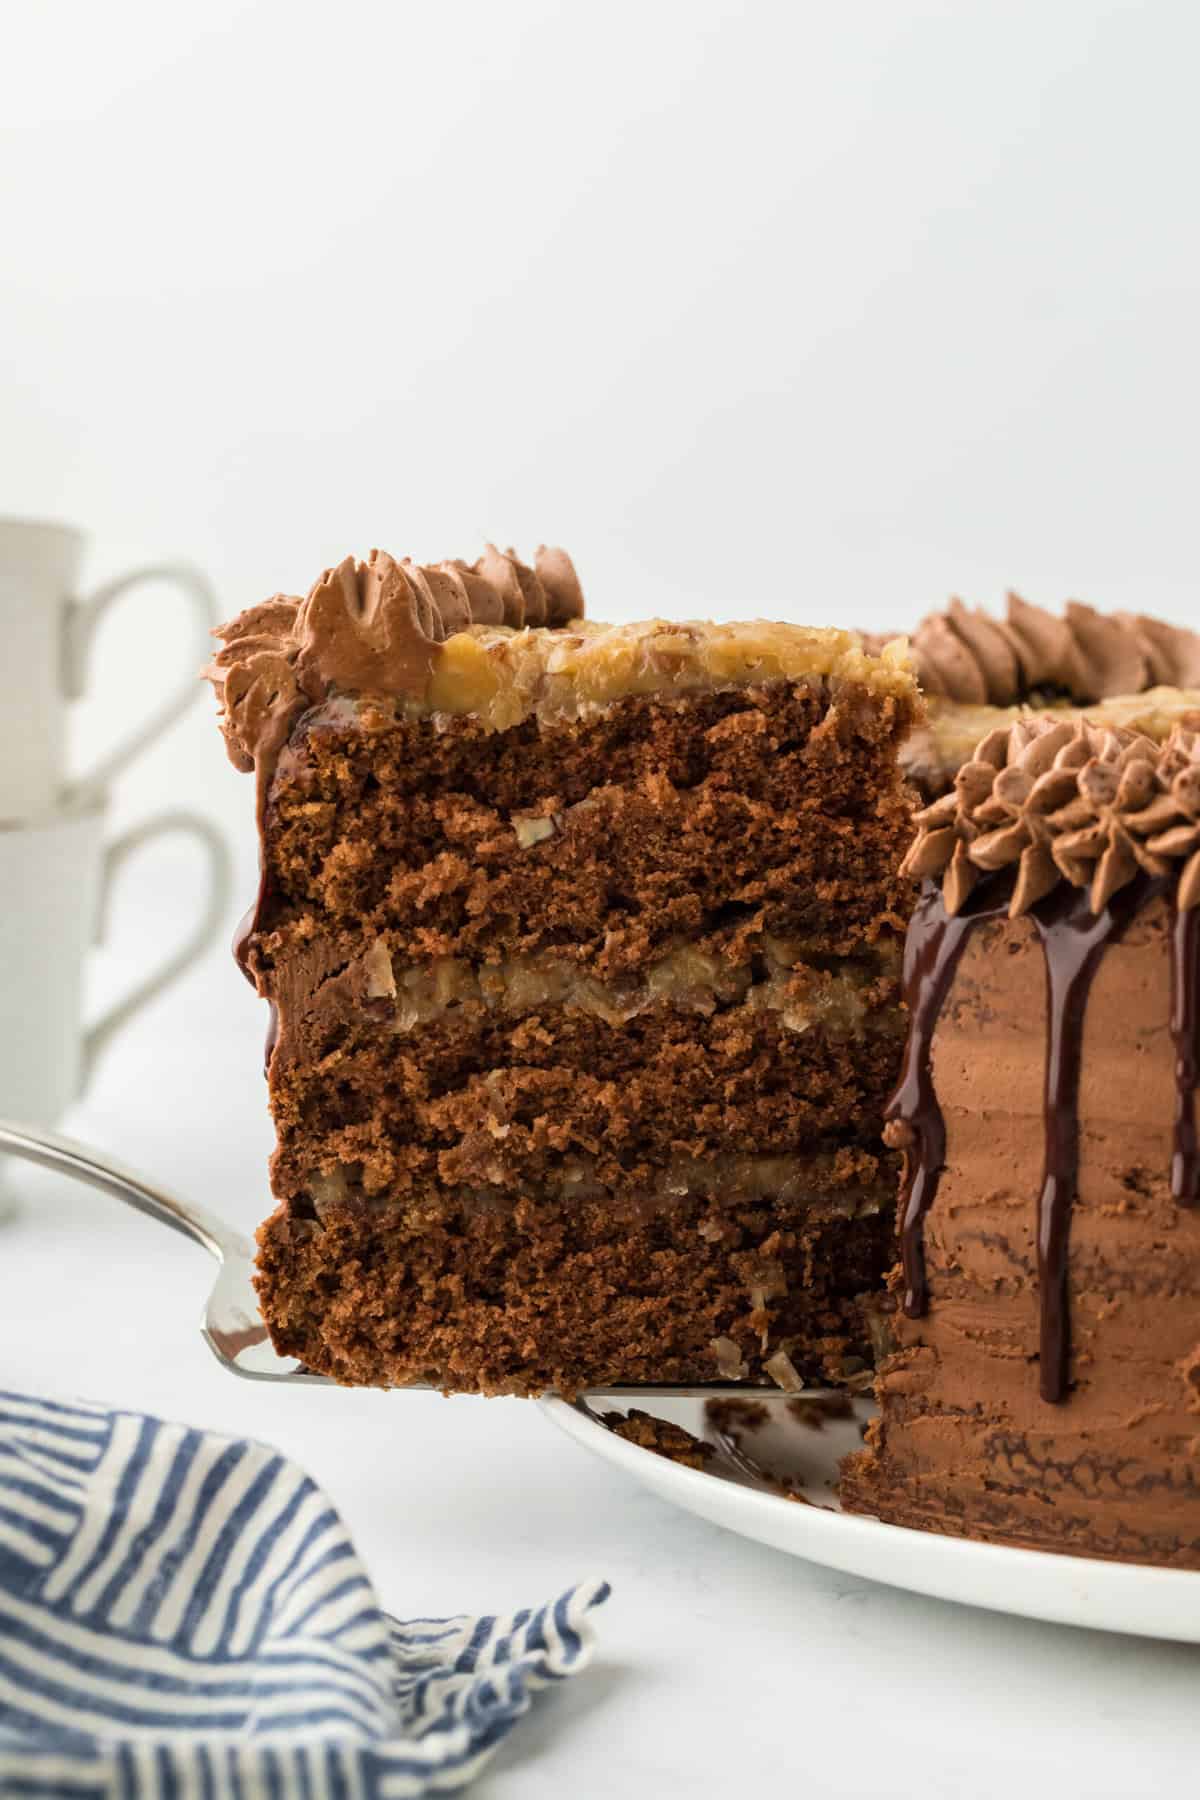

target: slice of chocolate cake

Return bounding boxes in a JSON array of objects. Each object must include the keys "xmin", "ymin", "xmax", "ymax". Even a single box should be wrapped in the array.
[
  {"xmin": 842, "ymin": 719, "xmax": 1200, "ymax": 1567},
  {"xmin": 208, "ymin": 546, "xmax": 920, "ymax": 1395}
]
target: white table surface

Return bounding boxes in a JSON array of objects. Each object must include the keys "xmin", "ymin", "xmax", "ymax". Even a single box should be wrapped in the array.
[{"xmin": 3, "ymin": 916, "xmax": 1200, "ymax": 1800}]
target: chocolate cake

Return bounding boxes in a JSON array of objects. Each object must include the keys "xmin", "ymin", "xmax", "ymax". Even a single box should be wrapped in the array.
[
  {"xmin": 212, "ymin": 552, "xmax": 1200, "ymax": 1568},
  {"xmin": 207, "ymin": 545, "xmax": 919, "ymax": 1395},
  {"xmin": 841, "ymin": 718, "xmax": 1200, "ymax": 1567}
]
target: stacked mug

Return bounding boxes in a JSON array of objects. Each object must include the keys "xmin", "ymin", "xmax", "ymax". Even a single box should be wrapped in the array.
[{"xmin": 0, "ymin": 518, "xmax": 231, "ymax": 1211}]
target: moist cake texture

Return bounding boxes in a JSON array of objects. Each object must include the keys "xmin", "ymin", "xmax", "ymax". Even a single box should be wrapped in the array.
[
  {"xmin": 209, "ymin": 545, "xmax": 920, "ymax": 1395},
  {"xmin": 842, "ymin": 719, "xmax": 1200, "ymax": 1566}
]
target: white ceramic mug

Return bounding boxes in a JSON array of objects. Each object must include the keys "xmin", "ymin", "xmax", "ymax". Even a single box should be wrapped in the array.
[
  {"xmin": 0, "ymin": 517, "xmax": 217, "ymax": 821},
  {"xmin": 0, "ymin": 798, "xmax": 232, "ymax": 1130}
]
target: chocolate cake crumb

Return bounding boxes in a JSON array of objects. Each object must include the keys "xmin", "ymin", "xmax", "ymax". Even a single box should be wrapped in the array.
[
  {"xmin": 704, "ymin": 1398, "xmax": 770, "ymax": 1435},
  {"xmin": 602, "ymin": 1409, "xmax": 715, "ymax": 1471},
  {"xmin": 787, "ymin": 1393, "xmax": 855, "ymax": 1430}
]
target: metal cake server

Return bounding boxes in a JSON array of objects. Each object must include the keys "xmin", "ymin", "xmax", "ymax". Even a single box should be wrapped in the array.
[
  {"xmin": 0, "ymin": 1117, "xmax": 299, "ymax": 1382},
  {"xmin": 0, "ymin": 1118, "xmax": 778, "ymax": 1400}
]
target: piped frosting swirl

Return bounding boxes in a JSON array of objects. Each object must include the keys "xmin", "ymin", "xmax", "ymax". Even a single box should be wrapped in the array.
[
  {"xmin": 910, "ymin": 594, "xmax": 1200, "ymax": 705},
  {"xmin": 207, "ymin": 544, "xmax": 584, "ymax": 780},
  {"xmin": 903, "ymin": 717, "xmax": 1200, "ymax": 917}
]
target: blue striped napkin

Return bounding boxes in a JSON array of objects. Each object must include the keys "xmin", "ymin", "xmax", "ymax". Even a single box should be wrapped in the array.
[{"xmin": 0, "ymin": 1391, "xmax": 608, "ymax": 1796}]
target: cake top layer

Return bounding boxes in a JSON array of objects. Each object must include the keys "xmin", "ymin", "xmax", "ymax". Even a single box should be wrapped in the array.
[
  {"xmin": 909, "ymin": 592, "xmax": 1200, "ymax": 705},
  {"xmin": 207, "ymin": 545, "xmax": 584, "ymax": 776},
  {"xmin": 207, "ymin": 544, "xmax": 917, "ymax": 777},
  {"xmin": 904, "ymin": 715, "xmax": 1200, "ymax": 916},
  {"xmin": 421, "ymin": 617, "xmax": 915, "ymax": 733}
]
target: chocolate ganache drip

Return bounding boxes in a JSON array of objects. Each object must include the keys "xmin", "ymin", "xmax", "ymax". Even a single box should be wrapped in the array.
[
  {"xmin": 884, "ymin": 881, "xmax": 1013, "ymax": 1320},
  {"xmin": 1027, "ymin": 878, "xmax": 1153, "ymax": 1401},
  {"xmin": 889, "ymin": 718, "xmax": 1200, "ymax": 1403}
]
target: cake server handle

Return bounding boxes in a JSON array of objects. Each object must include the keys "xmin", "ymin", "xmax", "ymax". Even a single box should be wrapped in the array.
[{"xmin": 0, "ymin": 1118, "xmax": 318, "ymax": 1383}]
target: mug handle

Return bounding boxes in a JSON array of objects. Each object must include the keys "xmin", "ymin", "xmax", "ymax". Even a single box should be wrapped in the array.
[
  {"xmin": 79, "ymin": 810, "xmax": 233, "ymax": 1091},
  {"xmin": 61, "ymin": 563, "xmax": 217, "ymax": 798}
]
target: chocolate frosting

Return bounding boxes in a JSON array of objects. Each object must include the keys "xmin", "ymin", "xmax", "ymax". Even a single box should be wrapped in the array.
[
  {"xmin": 903, "ymin": 716, "xmax": 1200, "ymax": 918},
  {"xmin": 884, "ymin": 869, "xmax": 1159, "ymax": 1405},
  {"xmin": 843, "ymin": 887, "xmax": 1200, "ymax": 1555},
  {"xmin": 910, "ymin": 594, "xmax": 1200, "ymax": 705},
  {"xmin": 206, "ymin": 544, "xmax": 584, "ymax": 796}
]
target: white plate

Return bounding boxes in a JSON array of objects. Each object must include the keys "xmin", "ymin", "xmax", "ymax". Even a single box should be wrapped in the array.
[{"xmin": 541, "ymin": 1391, "xmax": 1200, "ymax": 1642}]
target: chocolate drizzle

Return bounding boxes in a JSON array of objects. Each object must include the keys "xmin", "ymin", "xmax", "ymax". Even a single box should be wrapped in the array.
[
  {"xmin": 233, "ymin": 868, "xmax": 278, "ymax": 1073},
  {"xmin": 1170, "ymin": 900, "xmax": 1200, "ymax": 1205},
  {"xmin": 232, "ymin": 890, "xmax": 260, "ymax": 985},
  {"xmin": 888, "ymin": 871, "xmax": 1173, "ymax": 1405},
  {"xmin": 1027, "ymin": 878, "xmax": 1151, "ymax": 1401},
  {"xmin": 886, "ymin": 880, "xmax": 1014, "ymax": 1319},
  {"xmin": 891, "ymin": 716, "xmax": 1200, "ymax": 1397}
]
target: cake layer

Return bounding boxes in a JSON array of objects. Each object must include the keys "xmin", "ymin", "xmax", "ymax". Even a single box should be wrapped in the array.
[
  {"xmin": 209, "ymin": 553, "xmax": 912, "ymax": 775},
  {"xmin": 270, "ymin": 926, "xmax": 901, "ymax": 1042},
  {"xmin": 266, "ymin": 1001, "xmax": 904, "ymax": 1203},
  {"xmin": 296, "ymin": 1143, "xmax": 891, "ymax": 1221},
  {"xmin": 256, "ymin": 1178, "xmax": 897, "ymax": 1395},
  {"xmin": 420, "ymin": 617, "xmax": 912, "ymax": 729},
  {"xmin": 841, "ymin": 895, "xmax": 1200, "ymax": 1567},
  {"xmin": 254, "ymin": 680, "xmax": 918, "ymax": 976},
  {"xmin": 359, "ymin": 940, "xmax": 897, "ymax": 1036}
]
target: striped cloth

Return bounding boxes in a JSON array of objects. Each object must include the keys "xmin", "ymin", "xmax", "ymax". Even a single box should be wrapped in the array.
[{"xmin": 0, "ymin": 1391, "xmax": 608, "ymax": 1797}]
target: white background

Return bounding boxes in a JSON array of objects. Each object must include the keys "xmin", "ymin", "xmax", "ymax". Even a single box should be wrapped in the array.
[
  {"xmin": 4, "ymin": 0, "xmax": 1200, "ymax": 864},
  {"xmin": 3, "ymin": 3, "xmax": 1200, "ymax": 1795}
]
